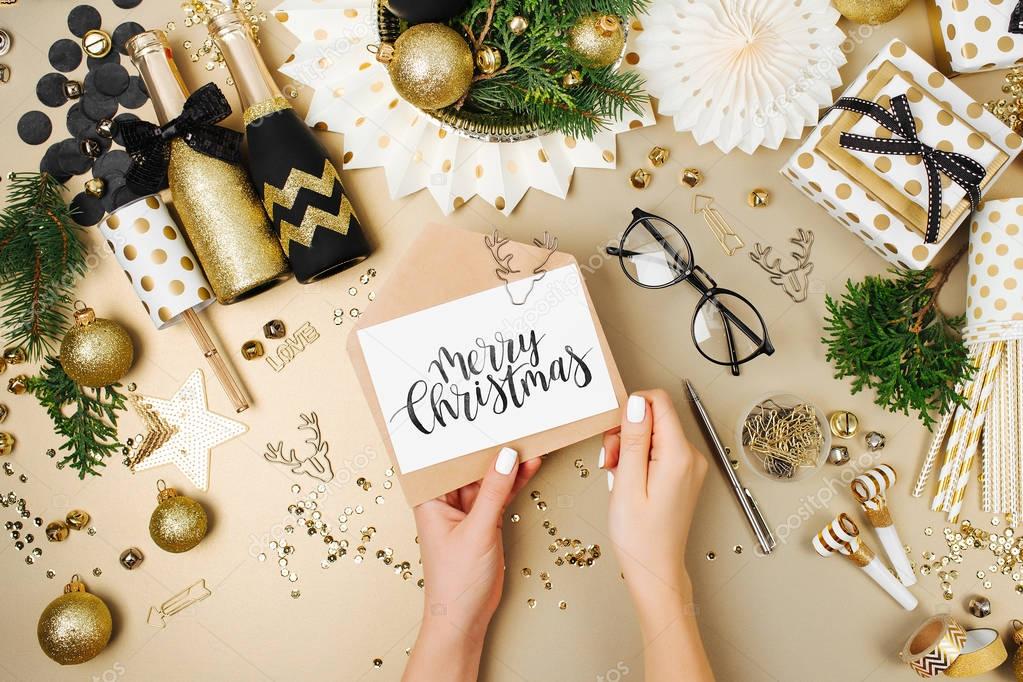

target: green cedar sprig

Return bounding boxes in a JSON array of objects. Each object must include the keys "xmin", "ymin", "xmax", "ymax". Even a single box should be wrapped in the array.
[
  {"xmin": 452, "ymin": 0, "xmax": 649, "ymax": 139},
  {"xmin": 26, "ymin": 357, "xmax": 127, "ymax": 478},
  {"xmin": 0, "ymin": 172, "xmax": 88, "ymax": 360},
  {"xmin": 821, "ymin": 244, "xmax": 974, "ymax": 429}
]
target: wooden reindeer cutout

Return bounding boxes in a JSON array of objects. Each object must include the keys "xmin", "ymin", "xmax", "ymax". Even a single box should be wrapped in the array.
[
  {"xmin": 264, "ymin": 412, "xmax": 334, "ymax": 482},
  {"xmin": 484, "ymin": 230, "xmax": 559, "ymax": 305},
  {"xmin": 749, "ymin": 229, "xmax": 815, "ymax": 303}
]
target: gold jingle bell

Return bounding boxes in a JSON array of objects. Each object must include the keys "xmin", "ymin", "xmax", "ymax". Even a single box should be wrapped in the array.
[
  {"xmin": 84, "ymin": 177, "xmax": 106, "ymax": 199},
  {"xmin": 507, "ymin": 15, "xmax": 529, "ymax": 35},
  {"xmin": 37, "ymin": 574, "xmax": 112, "ymax": 665},
  {"xmin": 3, "ymin": 346, "xmax": 25, "ymax": 364},
  {"xmin": 648, "ymin": 146, "xmax": 670, "ymax": 167},
  {"xmin": 149, "ymin": 480, "xmax": 208, "ymax": 553},
  {"xmin": 7, "ymin": 375, "xmax": 27, "ymax": 395},
  {"xmin": 680, "ymin": 168, "xmax": 703, "ymax": 188},
  {"xmin": 475, "ymin": 45, "xmax": 502, "ymax": 74},
  {"xmin": 241, "ymin": 340, "xmax": 264, "ymax": 360},
  {"xmin": 65, "ymin": 509, "xmax": 91, "ymax": 530},
  {"xmin": 82, "ymin": 29, "xmax": 112, "ymax": 58},
  {"xmin": 829, "ymin": 410, "xmax": 860, "ymax": 439},
  {"xmin": 0, "ymin": 432, "xmax": 13, "ymax": 456},
  {"xmin": 747, "ymin": 188, "xmax": 770, "ymax": 208},
  {"xmin": 562, "ymin": 69, "xmax": 583, "ymax": 88},
  {"xmin": 46, "ymin": 520, "xmax": 69, "ymax": 542},
  {"xmin": 630, "ymin": 168, "xmax": 652, "ymax": 189}
]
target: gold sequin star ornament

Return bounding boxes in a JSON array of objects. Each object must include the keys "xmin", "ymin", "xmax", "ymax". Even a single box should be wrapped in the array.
[
  {"xmin": 128, "ymin": 369, "xmax": 246, "ymax": 490},
  {"xmin": 37, "ymin": 574, "xmax": 112, "ymax": 665},
  {"xmin": 149, "ymin": 479, "xmax": 208, "ymax": 553}
]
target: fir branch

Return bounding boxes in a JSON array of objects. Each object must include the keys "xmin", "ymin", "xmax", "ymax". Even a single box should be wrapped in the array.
[
  {"xmin": 0, "ymin": 173, "xmax": 87, "ymax": 360},
  {"xmin": 26, "ymin": 357, "xmax": 127, "ymax": 478},
  {"xmin": 821, "ymin": 248, "xmax": 974, "ymax": 429}
]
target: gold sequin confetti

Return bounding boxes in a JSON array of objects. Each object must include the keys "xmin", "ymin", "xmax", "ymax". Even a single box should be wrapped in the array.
[
  {"xmin": 527, "ymin": 598, "xmax": 536, "ymax": 608},
  {"xmin": 706, "ymin": 552, "xmax": 716, "ymax": 561},
  {"xmin": 733, "ymin": 545, "xmax": 743, "ymax": 554},
  {"xmin": 373, "ymin": 658, "xmax": 383, "ymax": 669},
  {"xmin": 558, "ymin": 600, "xmax": 567, "ymax": 610},
  {"xmin": 521, "ymin": 568, "xmax": 531, "ymax": 577},
  {"xmin": 510, "ymin": 513, "xmax": 520, "ymax": 523}
]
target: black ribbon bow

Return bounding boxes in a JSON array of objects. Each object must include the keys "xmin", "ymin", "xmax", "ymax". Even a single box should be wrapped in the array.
[
  {"xmin": 1011, "ymin": 0, "xmax": 1023, "ymax": 34},
  {"xmin": 829, "ymin": 94, "xmax": 986, "ymax": 244},
  {"xmin": 122, "ymin": 83, "xmax": 243, "ymax": 195}
]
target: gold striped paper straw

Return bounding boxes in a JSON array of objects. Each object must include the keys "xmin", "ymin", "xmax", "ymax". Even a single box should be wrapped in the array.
[
  {"xmin": 932, "ymin": 344, "xmax": 994, "ymax": 511},
  {"xmin": 946, "ymin": 341, "xmax": 1004, "ymax": 522}
]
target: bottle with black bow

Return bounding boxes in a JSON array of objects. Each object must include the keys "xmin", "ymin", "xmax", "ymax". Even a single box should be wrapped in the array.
[
  {"xmin": 208, "ymin": 11, "xmax": 371, "ymax": 283},
  {"xmin": 125, "ymin": 30, "xmax": 289, "ymax": 304}
]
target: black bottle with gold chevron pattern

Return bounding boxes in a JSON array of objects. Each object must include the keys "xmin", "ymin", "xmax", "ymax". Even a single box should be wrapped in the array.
[{"xmin": 210, "ymin": 10, "xmax": 371, "ymax": 283}]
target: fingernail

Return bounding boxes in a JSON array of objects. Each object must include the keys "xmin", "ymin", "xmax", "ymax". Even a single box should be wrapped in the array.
[
  {"xmin": 495, "ymin": 447, "xmax": 518, "ymax": 475},
  {"xmin": 598, "ymin": 447, "xmax": 605, "ymax": 469},
  {"xmin": 627, "ymin": 395, "xmax": 646, "ymax": 423},
  {"xmin": 607, "ymin": 470, "xmax": 615, "ymax": 491}
]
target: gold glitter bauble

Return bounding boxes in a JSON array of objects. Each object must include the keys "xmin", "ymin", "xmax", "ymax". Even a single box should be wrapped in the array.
[
  {"xmin": 832, "ymin": 0, "xmax": 909, "ymax": 23},
  {"xmin": 37, "ymin": 577, "xmax": 112, "ymax": 665},
  {"xmin": 567, "ymin": 13, "xmax": 624, "ymax": 69},
  {"xmin": 379, "ymin": 23, "xmax": 473, "ymax": 110},
  {"xmin": 149, "ymin": 482, "xmax": 208, "ymax": 553},
  {"xmin": 58, "ymin": 303, "xmax": 134, "ymax": 388}
]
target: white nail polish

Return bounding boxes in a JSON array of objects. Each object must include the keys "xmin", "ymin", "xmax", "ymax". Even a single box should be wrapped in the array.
[
  {"xmin": 607, "ymin": 470, "xmax": 615, "ymax": 491},
  {"xmin": 495, "ymin": 447, "xmax": 518, "ymax": 475},
  {"xmin": 598, "ymin": 447, "xmax": 605, "ymax": 469},
  {"xmin": 626, "ymin": 395, "xmax": 646, "ymax": 423}
]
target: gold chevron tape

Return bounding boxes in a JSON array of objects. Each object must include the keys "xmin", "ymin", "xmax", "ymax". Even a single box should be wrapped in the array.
[
  {"xmin": 263, "ymin": 160, "xmax": 353, "ymax": 255},
  {"xmin": 945, "ymin": 628, "xmax": 1007, "ymax": 677},
  {"xmin": 901, "ymin": 615, "xmax": 967, "ymax": 678}
]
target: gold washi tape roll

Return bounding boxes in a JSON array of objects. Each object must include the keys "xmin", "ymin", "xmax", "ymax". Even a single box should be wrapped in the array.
[
  {"xmin": 945, "ymin": 628, "xmax": 1007, "ymax": 677},
  {"xmin": 901, "ymin": 615, "xmax": 967, "ymax": 677}
]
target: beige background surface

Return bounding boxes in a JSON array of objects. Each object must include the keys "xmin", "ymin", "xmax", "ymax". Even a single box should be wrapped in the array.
[{"xmin": 1, "ymin": 1, "xmax": 1022, "ymax": 680}]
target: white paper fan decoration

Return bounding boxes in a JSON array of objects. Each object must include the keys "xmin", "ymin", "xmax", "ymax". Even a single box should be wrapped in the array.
[
  {"xmin": 634, "ymin": 0, "xmax": 845, "ymax": 154},
  {"xmin": 274, "ymin": 0, "xmax": 655, "ymax": 215}
]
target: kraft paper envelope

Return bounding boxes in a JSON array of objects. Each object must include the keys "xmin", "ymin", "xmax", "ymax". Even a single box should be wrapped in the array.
[{"xmin": 347, "ymin": 223, "xmax": 627, "ymax": 506}]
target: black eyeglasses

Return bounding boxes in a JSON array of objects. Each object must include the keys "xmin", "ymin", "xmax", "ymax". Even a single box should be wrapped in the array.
[{"xmin": 606, "ymin": 208, "xmax": 774, "ymax": 376}]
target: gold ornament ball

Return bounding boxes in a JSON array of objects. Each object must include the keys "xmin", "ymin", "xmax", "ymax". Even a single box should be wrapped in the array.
[
  {"xmin": 149, "ymin": 485, "xmax": 208, "ymax": 553},
  {"xmin": 568, "ymin": 13, "xmax": 625, "ymax": 68},
  {"xmin": 37, "ymin": 580, "xmax": 112, "ymax": 665},
  {"xmin": 832, "ymin": 0, "xmax": 910, "ymax": 23},
  {"xmin": 382, "ymin": 23, "xmax": 473, "ymax": 110},
  {"xmin": 59, "ymin": 305, "xmax": 134, "ymax": 388}
]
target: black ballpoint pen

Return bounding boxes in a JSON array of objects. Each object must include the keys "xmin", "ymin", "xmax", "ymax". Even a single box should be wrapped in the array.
[{"xmin": 685, "ymin": 380, "xmax": 776, "ymax": 554}]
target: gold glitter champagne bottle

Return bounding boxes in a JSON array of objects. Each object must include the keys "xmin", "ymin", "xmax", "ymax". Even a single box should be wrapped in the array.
[
  {"xmin": 209, "ymin": 11, "xmax": 371, "ymax": 283},
  {"xmin": 126, "ymin": 30, "xmax": 290, "ymax": 304}
]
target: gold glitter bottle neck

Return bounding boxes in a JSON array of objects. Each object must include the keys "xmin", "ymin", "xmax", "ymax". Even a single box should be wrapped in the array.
[
  {"xmin": 127, "ymin": 30, "xmax": 189, "ymax": 125},
  {"xmin": 208, "ymin": 10, "xmax": 286, "ymax": 120}
]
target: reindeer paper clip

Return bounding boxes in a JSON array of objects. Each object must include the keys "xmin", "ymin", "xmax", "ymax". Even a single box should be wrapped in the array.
[
  {"xmin": 264, "ymin": 412, "xmax": 334, "ymax": 483},
  {"xmin": 749, "ymin": 228, "xmax": 815, "ymax": 303},
  {"xmin": 813, "ymin": 513, "xmax": 918, "ymax": 610},
  {"xmin": 484, "ymin": 230, "xmax": 558, "ymax": 305},
  {"xmin": 691, "ymin": 195, "xmax": 744, "ymax": 256},
  {"xmin": 851, "ymin": 465, "xmax": 916, "ymax": 587}
]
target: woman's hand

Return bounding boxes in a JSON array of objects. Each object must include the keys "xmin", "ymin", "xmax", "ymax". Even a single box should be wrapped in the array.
[
  {"xmin": 600, "ymin": 389, "xmax": 714, "ymax": 681},
  {"xmin": 403, "ymin": 448, "xmax": 541, "ymax": 682}
]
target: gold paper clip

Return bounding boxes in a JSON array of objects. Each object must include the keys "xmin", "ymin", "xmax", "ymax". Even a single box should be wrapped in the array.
[
  {"xmin": 691, "ymin": 195, "xmax": 744, "ymax": 256},
  {"xmin": 147, "ymin": 578, "xmax": 212, "ymax": 628}
]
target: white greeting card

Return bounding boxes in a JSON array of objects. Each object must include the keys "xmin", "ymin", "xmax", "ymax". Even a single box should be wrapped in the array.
[{"xmin": 356, "ymin": 264, "xmax": 618, "ymax": 474}]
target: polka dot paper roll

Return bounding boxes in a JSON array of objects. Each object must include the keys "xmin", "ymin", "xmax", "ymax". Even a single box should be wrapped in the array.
[
  {"xmin": 99, "ymin": 194, "xmax": 215, "ymax": 330},
  {"xmin": 931, "ymin": 0, "xmax": 1023, "ymax": 75},
  {"xmin": 781, "ymin": 39, "xmax": 1022, "ymax": 270},
  {"xmin": 964, "ymin": 198, "xmax": 1023, "ymax": 344}
]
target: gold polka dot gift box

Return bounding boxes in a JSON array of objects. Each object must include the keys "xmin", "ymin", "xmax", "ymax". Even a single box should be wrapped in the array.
[
  {"xmin": 964, "ymin": 198, "xmax": 1023, "ymax": 339},
  {"xmin": 781, "ymin": 39, "xmax": 1022, "ymax": 270},
  {"xmin": 99, "ymin": 194, "xmax": 216, "ymax": 329},
  {"xmin": 927, "ymin": 0, "xmax": 1023, "ymax": 75}
]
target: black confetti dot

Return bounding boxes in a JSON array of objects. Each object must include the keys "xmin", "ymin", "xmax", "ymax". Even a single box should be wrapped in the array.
[
  {"xmin": 67, "ymin": 5, "xmax": 102, "ymax": 38},
  {"xmin": 87, "ymin": 50, "xmax": 121, "ymax": 70},
  {"xmin": 48, "ymin": 39, "xmax": 83, "ymax": 73},
  {"xmin": 70, "ymin": 192, "xmax": 105, "ymax": 226},
  {"xmin": 36, "ymin": 73, "xmax": 70, "ymax": 108},
  {"xmin": 112, "ymin": 184, "xmax": 143, "ymax": 210},
  {"xmin": 112, "ymin": 22, "xmax": 145, "ymax": 56},
  {"xmin": 112, "ymin": 0, "xmax": 143, "ymax": 8},
  {"xmin": 40, "ymin": 143, "xmax": 73, "ymax": 183},
  {"xmin": 57, "ymin": 138, "xmax": 95, "ymax": 175},
  {"xmin": 118, "ymin": 76, "xmax": 148, "ymax": 109},
  {"xmin": 94, "ymin": 149, "xmax": 131, "ymax": 177},
  {"xmin": 67, "ymin": 103, "xmax": 94, "ymax": 138},
  {"xmin": 111, "ymin": 113, "xmax": 138, "ymax": 146},
  {"xmin": 82, "ymin": 92, "xmax": 118, "ymax": 121},
  {"xmin": 94, "ymin": 62, "xmax": 129, "ymax": 97},
  {"xmin": 18, "ymin": 111, "xmax": 53, "ymax": 146},
  {"xmin": 101, "ymin": 175, "xmax": 127, "ymax": 212}
]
